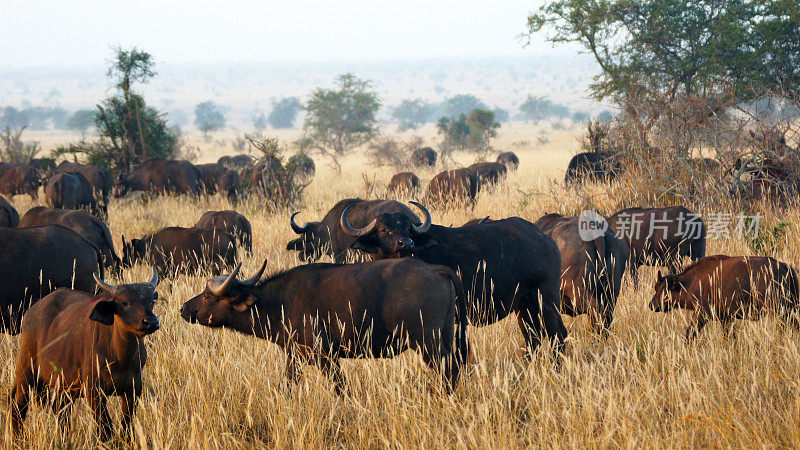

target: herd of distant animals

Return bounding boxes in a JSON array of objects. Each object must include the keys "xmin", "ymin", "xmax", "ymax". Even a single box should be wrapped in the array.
[{"xmin": 0, "ymin": 144, "xmax": 798, "ymax": 441}]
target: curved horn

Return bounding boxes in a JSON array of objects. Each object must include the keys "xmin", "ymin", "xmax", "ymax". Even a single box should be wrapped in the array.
[
  {"xmin": 209, "ymin": 262, "xmax": 242, "ymax": 297},
  {"xmin": 409, "ymin": 201, "xmax": 431, "ymax": 234},
  {"xmin": 148, "ymin": 266, "xmax": 159, "ymax": 287},
  {"xmin": 340, "ymin": 203, "xmax": 377, "ymax": 238},
  {"xmin": 290, "ymin": 212, "xmax": 309, "ymax": 234},
  {"xmin": 478, "ymin": 216, "xmax": 490, "ymax": 225},
  {"xmin": 93, "ymin": 273, "xmax": 116, "ymax": 296},
  {"xmin": 242, "ymin": 259, "xmax": 268, "ymax": 286}
]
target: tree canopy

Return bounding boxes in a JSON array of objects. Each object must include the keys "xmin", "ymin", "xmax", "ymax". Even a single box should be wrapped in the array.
[{"xmin": 268, "ymin": 97, "xmax": 301, "ymax": 129}]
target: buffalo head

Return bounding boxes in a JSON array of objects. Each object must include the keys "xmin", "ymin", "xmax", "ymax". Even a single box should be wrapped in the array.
[
  {"xmin": 91, "ymin": 267, "xmax": 161, "ymax": 335},
  {"xmin": 342, "ymin": 201, "xmax": 436, "ymax": 258},
  {"xmin": 180, "ymin": 260, "xmax": 267, "ymax": 330},
  {"xmin": 649, "ymin": 270, "xmax": 685, "ymax": 312},
  {"xmin": 286, "ymin": 212, "xmax": 330, "ymax": 262},
  {"xmin": 121, "ymin": 235, "xmax": 148, "ymax": 268}
]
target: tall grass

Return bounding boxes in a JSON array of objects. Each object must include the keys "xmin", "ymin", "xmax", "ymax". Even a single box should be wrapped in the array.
[{"xmin": 3, "ymin": 124, "xmax": 800, "ymax": 448}]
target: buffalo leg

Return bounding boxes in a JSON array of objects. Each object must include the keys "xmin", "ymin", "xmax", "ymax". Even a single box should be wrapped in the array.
[
  {"xmin": 120, "ymin": 391, "xmax": 137, "ymax": 435},
  {"xmin": 685, "ymin": 311, "xmax": 708, "ymax": 341},
  {"xmin": 629, "ymin": 263, "xmax": 640, "ymax": 289},
  {"xmin": 10, "ymin": 383, "xmax": 30, "ymax": 437},
  {"xmin": 516, "ymin": 307, "xmax": 542, "ymax": 357},
  {"xmin": 88, "ymin": 391, "xmax": 113, "ymax": 441},
  {"xmin": 317, "ymin": 356, "xmax": 347, "ymax": 396}
]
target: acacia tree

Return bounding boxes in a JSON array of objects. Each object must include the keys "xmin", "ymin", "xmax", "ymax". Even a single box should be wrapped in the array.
[
  {"xmin": 301, "ymin": 74, "xmax": 381, "ymax": 173},
  {"xmin": 194, "ymin": 101, "xmax": 226, "ymax": 136},
  {"xmin": 268, "ymin": 97, "xmax": 301, "ymax": 129},
  {"xmin": 392, "ymin": 99, "xmax": 431, "ymax": 131}
]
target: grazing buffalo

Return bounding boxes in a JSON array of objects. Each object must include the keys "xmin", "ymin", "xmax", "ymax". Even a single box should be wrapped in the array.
[
  {"xmin": 29, "ymin": 158, "xmax": 56, "ymax": 178},
  {"xmin": 468, "ymin": 162, "xmax": 507, "ymax": 188},
  {"xmin": 411, "ymin": 147, "xmax": 437, "ymax": 168},
  {"xmin": 344, "ymin": 204, "xmax": 568, "ymax": 355},
  {"xmin": 287, "ymin": 199, "xmax": 421, "ymax": 263},
  {"xmin": 122, "ymin": 226, "xmax": 237, "ymax": 276},
  {"xmin": 287, "ymin": 153, "xmax": 315, "ymax": 183},
  {"xmin": 11, "ymin": 269, "xmax": 160, "ymax": 440},
  {"xmin": 535, "ymin": 213, "xmax": 628, "ymax": 331},
  {"xmin": 387, "ymin": 172, "xmax": 420, "ymax": 196},
  {"xmin": 608, "ymin": 206, "xmax": 706, "ymax": 286},
  {"xmin": 564, "ymin": 151, "xmax": 622, "ymax": 186},
  {"xmin": 57, "ymin": 162, "xmax": 114, "ymax": 207},
  {"xmin": 0, "ymin": 195, "xmax": 19, "ymax": 227},
  {"xmin": 196, "ymin": 163, "xmax": 241, "ymax": 202},
  {"xmin": 650, "ymin": 255, "xmax": 799, "ymax": 339},
  {"xmin": 181, "ymin": 258, "xmax": 467, "ymax": 393},
  {"xmin": 424, "ymin": 168, "xmax": 478, "ymax": 206},
  {"xmin": 0, "ymin": 164, "xmax": 40, "ymax": 200},
  {"xmin": 196, "ymin": 210, "xmax": 253, "ymax": 253},
  {"xmin": 45, "ymin": 172, "xmax": 104, "ymax": 217},
  {"xmin": 20, "ymin": 206, "xmax": 122, "ymax": 276},
  {"xmin": 117, "ymin": 158, "xmax": 202, "ymax": 197},
  {"xmin": 496, "ymin": 151, "xmax": 519, "ymax": 170},
  {"xmin": 218, "ymin": 154, "xmax": 254, "ymax": 171},
  {"xmin": 0, "ymin": 225, "xmax": 101, "ymax": 333}
]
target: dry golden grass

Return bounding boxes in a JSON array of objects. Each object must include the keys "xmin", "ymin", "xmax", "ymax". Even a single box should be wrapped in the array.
[{"xmin": 3, "ymin": 123, "xmax": 800, "ymax": 448}]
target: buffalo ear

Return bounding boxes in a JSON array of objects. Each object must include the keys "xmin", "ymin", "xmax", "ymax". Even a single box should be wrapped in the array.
[
  {"xmin": 232, "ymin": 295, "xmax": 257, "ymax": 313},
  {"xmin": 351, "ymin": 236, "xmax": 379, "ymax": 254},
  {"xmin": 286, "ymin": 238, "xmax": 304, "ymax": 251},
  {"xmin": 412, "ymin": 234, "xmax": 439, "ymax": 250},
  {"xmin": 89, "ymin": 300, "xmax": 117, "ymax": 325},
  {"xmin": 657, "ymin": 270, "xmax": 663, "ymax": 282}
]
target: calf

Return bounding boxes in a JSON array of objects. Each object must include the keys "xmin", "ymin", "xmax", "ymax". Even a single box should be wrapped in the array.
[
  {"xmin": 468, "ymin": 161, "xmax": 507, "ymax": 189},
  {"xmin": 411, "ymin": 147, "xmax": 437, "ymax": 168},
  {"xmin": 181, "ymin": 258, "xmax": 467, "ymax": 393},
  {"xmin": 496, "ymin": 151, "xmax": 519, "ymax": 170},
  {"xmin": 123, "ymin": 226, "xmax": 237, "ymax": 276},
  {"xmin": 46, "ymin": 172, "xmax": 104, "ymax": 218},
  {"xmin": 387, "ymin": 172, "xmax": 420, "ymax": 196},
  {"xmin": 11, "ymin": 269, "xmax": 160, "ymax": 440},
  {"xmin": 651, "ymin": 255, "xmax": 799, "ymax": 339},
  {"xmin": 535, "ymin": 213, "xmax": 628, "ymax": 331},
  {"xmin": 424, "ymin": 168, "xmax": 478, "ymax": 207},
  {"xmin": 196, "ymin": 210, "xmax": 253, "ymax": 252}
]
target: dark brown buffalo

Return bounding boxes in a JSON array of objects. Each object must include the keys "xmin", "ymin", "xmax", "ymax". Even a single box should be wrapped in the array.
[
  {"xmin": 11, "ymin": 269, "xmax": 160, "ymax": 440},
  {"xmin": 117, "ymin": 158, "xmax": 202, "ymax": 197},
  {"xmin": 344, "ymin": 205, "xmax": 567, "ymax": 355},
  {"xmin": 411, "ymin": 147, "xmax": 437, "ymax": 168},
  {"xmin": 424, "ymin": 168, "xmax": 479, "ymax": 206},
  {"xmin": 608, "ymin": 206, "xmax": 706, "ymax": 286},
  {"xmin": 20, "ymin": 206, "xmax": 122, "ymax": 276},
  {"xmin": 196, "ymin": 210, "xmax": 253, "ymax": 253},
  {"xmin": 387, "ymin": 172, "xmax": 420, "ymax": 196},
  {"xmin": 287, "ymin": 199, "xmax": 422, "ymax": 263},
  {"xmin": 650, "ymin": 255, "xmax": 799, "ymax": 339},
  {"xmin": 45, "ymin": 172, "xmax": 103, "ymax": 217},
  {"xmin": 0, "ymin": 164, "xmax": 40, "ymax": 200},
  {"xmin": 181, "ymin": 258, "xmax": 467, "ymax": 393},
  {"xmin": 468, "ymin": 161, "xmax": 507, "ymax": 188},
  {"xmin": 218, "ymin": 154, "xmax": 254, "ymax": 171},
  {"xmin": 123, "ymin": 226, "xmax": 237, "ymax": 276},
  {"xmin": 287, "ymin": 153, "xmax": 315, "ymax": 183},
  {"xmin": 0, "ymin": 195, "xmax": 19, "ymax": 227},
  {"xmin": 0, "ymin": 225, "xmax": 101, "ymax": 333},
  {"xmin": 535, "ymin": 213, "xmax": 628, "ymax": 331},
  {"xmin": 564, "ymin": 151, "xmax": 622, "ymax": 186},
  {"xmin": 196, "ymin": 163, "xmax": 241, "ymax": 201},
  {"xmin": 248, "ymin": 157, "xmax": 284, "ymax": 197},
  {"xmin": 57, "ymin": 161, "xmax": 114, "ymax": 207},
  {"xmin": 496, "ymin": 151, "xmax": 519, "ymax": 170},
  {"xmin": 29, "ymin": 158, "xmax": 56, "ymax": 178}
]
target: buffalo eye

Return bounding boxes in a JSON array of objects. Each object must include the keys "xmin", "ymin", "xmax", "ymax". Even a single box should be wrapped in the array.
[{"xmin": 121, "ymin": 301, "xmax": 129, "ymax": 307}]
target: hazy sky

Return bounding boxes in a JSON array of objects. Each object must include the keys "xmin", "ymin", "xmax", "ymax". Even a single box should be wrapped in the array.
[{"xmin": 0, "ymin": 0, "xmax": 565, "ymax": 68}]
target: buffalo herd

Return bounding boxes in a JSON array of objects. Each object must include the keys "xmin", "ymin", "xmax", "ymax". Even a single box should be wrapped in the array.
[{"xmin": 2, "ymin": 146, "xmax": 799, "ymax": 441}]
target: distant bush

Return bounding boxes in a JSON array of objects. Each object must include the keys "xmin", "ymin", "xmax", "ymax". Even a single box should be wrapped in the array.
[
  {"xmin": 519, "ymin": 95, "xmax": 570, "ymax": 122},
  {"xmin": 391, "ymin": 99, "xmax": 431, "ymax": 131},
  {"xmin": 268, "ymin": 97, "xmax": 301, "ymax": 129},
  {"xmin": 0, "ymin": 126, "xmax": 40, "ymax": 163},
  {"xmin": 194, "ymin": 101, "xmax": 226, "ymax": 135}
]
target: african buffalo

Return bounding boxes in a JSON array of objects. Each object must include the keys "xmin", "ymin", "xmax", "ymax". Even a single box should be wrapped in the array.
[
  {"xmin": 122, "ymin": 226, "xmax": 237, "ymax": 276},
  {"xmin": 496, "ymin": 151, "xmax": 519, "ymax": 170},
  {"xmin": 0, "ymin": 225, "xmax": 101, "ymax": 333},
  {"xmin": 0, "ymin": 195, "xmax": 19, "ymax": 227},
  {"xmin": 196, "ymin": 210, "xmax": 253, "ymax": 253},
  {"xmin": 45, "ymin": 172, "xmax": 104, "ymax": 218},
  {"xmin": 650, "ymin": 255, "xmax": 799, "ymax": 339},
  {"xmin": 57, "ymin": 161, "xmax": 114, "ymax": 207},
  {"xmin": 344, "ymin": 205, "xmax": 568, "ymax": 356},
  {"xmin": 181, "ymin": 258, "xmax": 467, "ymax": 393},
  {"xmin": 287, "ymin": 199, "xmax": 421, "ymax": 263},
  {"xmin": 218, "ymin": 154, "xmax": 254, "ymax": 171},
  {"xmin": 117, "ymin": 158, "xmax": 202, "ymax": 197},
  {"xmin": 0, "ymin": 164, "xmax": 40, "ymax": 200},
  {"xmin": 424, "ymin": 168, "xmax": 478, "ymax": 206},
  {"xmin": 608, "ymin": 206, "xmax": 706, "ymax": 286},
  {"xmin": 196, "ymin": 163, "xmax": 241, "ymax": 202},
  {"xmin": 468, "ymin": 162, "xmax": 507, "ymax": 188},
  {"xmin": 461, "ymin": 216, "xmax": 490, "ymax": 227},
  {"xmin": 29, "ymin": 158, "xmax": 56, "ymax": 178},
  {"xmin": 11, "ymin": 269, "xmax": 160, "ymax": 440},
  {"xmin": 20, "ymin": 206, "xmax": 122, "ymax": 276},
  {"xmin": 535, "ymin": 213, "xmax": 628, "ymax": 331},
  {"xmin": 387, "ymin": 172, "xmax": 420, "ymax": 196},
  {"xmin": 411, "ymin": 147, "xmax": 437, "ymax": 168},
  {"xmin": 287, "ymin": 153, "xmax": 315, "ymax": 183},
  {"xmin": 564, "ymin": 151, "xmax": 622, "ymax": 186}
]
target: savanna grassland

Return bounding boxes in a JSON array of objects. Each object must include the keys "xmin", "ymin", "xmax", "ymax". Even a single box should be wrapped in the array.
[{"xmin": 3, "ymin": 123, "xmax": 800, "ymax": 448}]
